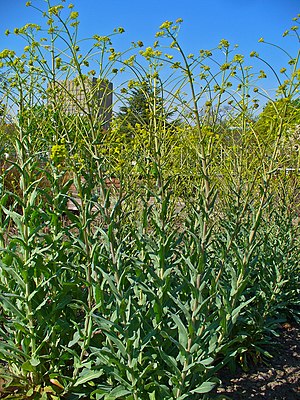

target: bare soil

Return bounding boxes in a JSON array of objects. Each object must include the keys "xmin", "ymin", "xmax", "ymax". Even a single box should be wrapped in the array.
[{"xmin": 214, "ymin": 323, "xmax": 300, "ymax": 399}]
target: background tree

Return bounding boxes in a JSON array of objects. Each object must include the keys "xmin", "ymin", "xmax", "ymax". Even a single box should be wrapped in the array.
[
  {"xmin": 255, "ymin": 98, "xmax": 300, "ymax": 167},
  {"xmin": 255, "ymin": 98, "xmax": 300, "ymax": 135},
  {"xmin": 116, "ymin": 79, "xmax": 176, "ymax": 134},
  {"xmin": 107, "ymin": 79, "xmax": 182, "ymax": 182}
]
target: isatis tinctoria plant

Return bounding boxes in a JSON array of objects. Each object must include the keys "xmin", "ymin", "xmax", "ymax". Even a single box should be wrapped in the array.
[{"xmin": 0, "ymin": 1, "xmax": 299, "ymax": 399}]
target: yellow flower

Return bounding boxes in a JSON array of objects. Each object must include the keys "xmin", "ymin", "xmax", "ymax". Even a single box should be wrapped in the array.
[
  {"xmin": 70, "ymin": 11, "xmax": 79, "ymax": 20},
  {"xmin": 160, "ymin": 21, "xmax": 172, "ymax": 30}
]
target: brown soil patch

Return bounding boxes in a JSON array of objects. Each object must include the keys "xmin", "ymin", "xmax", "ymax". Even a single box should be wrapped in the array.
[{"xmin": 214, "ymin": 323, "xmax": 300, "ymax": 399}]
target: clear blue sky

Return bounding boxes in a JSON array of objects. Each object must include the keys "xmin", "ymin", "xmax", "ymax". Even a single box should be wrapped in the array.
[
  {"xmin": 0, "ymin": 0, "xmax": 299, "ymax": 98},
  {"xmin": 1, "ymin": 0, "xmax": 298, "ymax": 53}
]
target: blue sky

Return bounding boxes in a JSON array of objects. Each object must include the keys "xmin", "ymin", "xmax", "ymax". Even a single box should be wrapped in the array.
[
  {"xmin": 1, "ymin": 0, "xmax": 298, "ymax": 54},
  {"xmin": 0, "ymin": 0, "xmax": 299, "ymax": 101}
]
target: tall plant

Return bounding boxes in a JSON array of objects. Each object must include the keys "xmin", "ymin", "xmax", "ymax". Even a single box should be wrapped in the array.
[{"xmin": 0, "ymin": 2, "xmax": 299, "ymax": 399}]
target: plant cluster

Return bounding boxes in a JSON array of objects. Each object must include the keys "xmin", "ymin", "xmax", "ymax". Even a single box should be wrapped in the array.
[{"xmin": 0, "ymin": 2, "xmax": 299, "ymax": 399}]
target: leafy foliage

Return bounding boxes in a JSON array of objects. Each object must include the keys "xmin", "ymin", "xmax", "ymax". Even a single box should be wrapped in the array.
[{"xmin": 0, "ymin": 2, "xmax": 299, "ymax": 399}]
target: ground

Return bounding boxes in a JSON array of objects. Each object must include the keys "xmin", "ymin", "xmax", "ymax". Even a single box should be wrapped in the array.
[
  {"xmin": 214, "ymin": 323, "xmax": 300, "ymax": 399},
  {"xmin": 0, "ymin": 324, "xmax": 299, "ymax": 398}
]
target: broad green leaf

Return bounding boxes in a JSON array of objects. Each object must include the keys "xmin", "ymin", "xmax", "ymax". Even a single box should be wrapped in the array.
[
  {"xmin": 1, "ymin": 207, "xmax": 23, "ymax": 232},
  {"xmin": 74, "ymin": 370, "xmax": 104, "ymax": 386},
  {"xmin": 191, "ymin": 380, "xmax": 216, "ymax": 394},
  {"xmin": 30, "ymin": 357, "xmax": 40, "ymax": 367},
  {"xmin": 149, "ymin": 391, "xmax": 156, "ymax": 400},
  {"xmin": 22, "ymin": 360, "xmax": 35, "ymax": 373},
  {"xmin": 0, "ymin": 264, "xmax": 25, "ymax": 288},
  {"xmin": 68, "ymin": 331, "xmax": 82, "ymax": 348},
  {"xmin": 158, "ymin": 348, "xmax": 180, "ymax": 376},
  {"xmin": 182, "ymin": 356, "xmax": 214, "ymax": 372},
  {"xmin": 105, "ymin": 385, "xmax": 131, "ymax": 399},
  {"xmin": 0, "ymin": 295, "xmax": 25, "ymax": 319},
  {"xmin": 231, "ymin": 296, "xmax": 255, "ymax": 324},
  {"xmin": 172, "ymin": 313, "xmax": 188, "ymax": 349},
  {"xmin": 105, "ymin": 332, "xmax": 127, "ymax": 357}
]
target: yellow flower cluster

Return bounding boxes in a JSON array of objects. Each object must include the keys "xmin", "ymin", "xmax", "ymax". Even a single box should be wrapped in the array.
[
  {"xmin": 140, "ymin": 47, "xmax": 162, "ymax": 60},
  {"xmin": 50, "ymin": 143, "xmax": 67, "ymax": 168}
]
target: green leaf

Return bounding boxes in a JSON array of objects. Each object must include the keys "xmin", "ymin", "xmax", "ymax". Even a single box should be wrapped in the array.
[
  {"xmin": 0, "ymin": 264, "xmax": 26, "ymax": 288},
  {"xmin": 22, "ymin": 360, "xmax": 35, "ymax": 372},
  {"xmin": 149, "ymin": 391, "xmax": 156, "ymax": 400},
  {"xmin": 68, "ymin": 331, "xmax": 82, "ymax": 348},
  {"xmin": 26, "ymin": 388, "xmax": 34, "ymax": 396},
  {"xmin": 182, "ymin": 356, "xmax": 214, "ymax": 372},
  {"xmin": 105, "ymin": 332, "xmax": 127, "ymax": 357},
  {"xmin": 30, "ymin": 357, "xmax": 40, "ymax": 367},
  {"xmin": 200, "ymin": 356, "xmax": 214, "ymax": 366},
  {"xmin": 158, "ymin": 348, "xmax": 181, "ymax": 377},
  {"xmin": 105, "ymin": 385, "xmax": 131, "ymax": 399},
  {"xmin": 231, "ymin": 296, "xmax": 255, "ymax": 324},
  {"xmin": 101, "ymin": 270, "xmax": 122, "ymax": 301},
  {"xmin": 153, "ymin": 299, "xmax": 162, "ymax": 323},
  {"xmin": 74, "ymin": 370, "xmax": 104, "ymax": 386},
  {"xmin": 172, "ymin": 313, "xmax": 188, "ymax": 349},
  {"xmin": 1, "ymin": 207, "xmax": 23, "ymax": 232},
  {"xmin": 41, "ymin": 391, "xmax": 48, "ymax": 400},
  {"xmin": 191, "ymin": 380, "xmax": 216, "ymax": 394},
  {"xmin": 0, "ymin": 295, "xmax": 25, "ymax": 319}
]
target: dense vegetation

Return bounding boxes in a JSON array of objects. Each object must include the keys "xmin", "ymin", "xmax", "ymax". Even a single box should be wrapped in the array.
[{"xmin": 0, "ymin": 2, "xmax": 299, "ymax": 399}]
